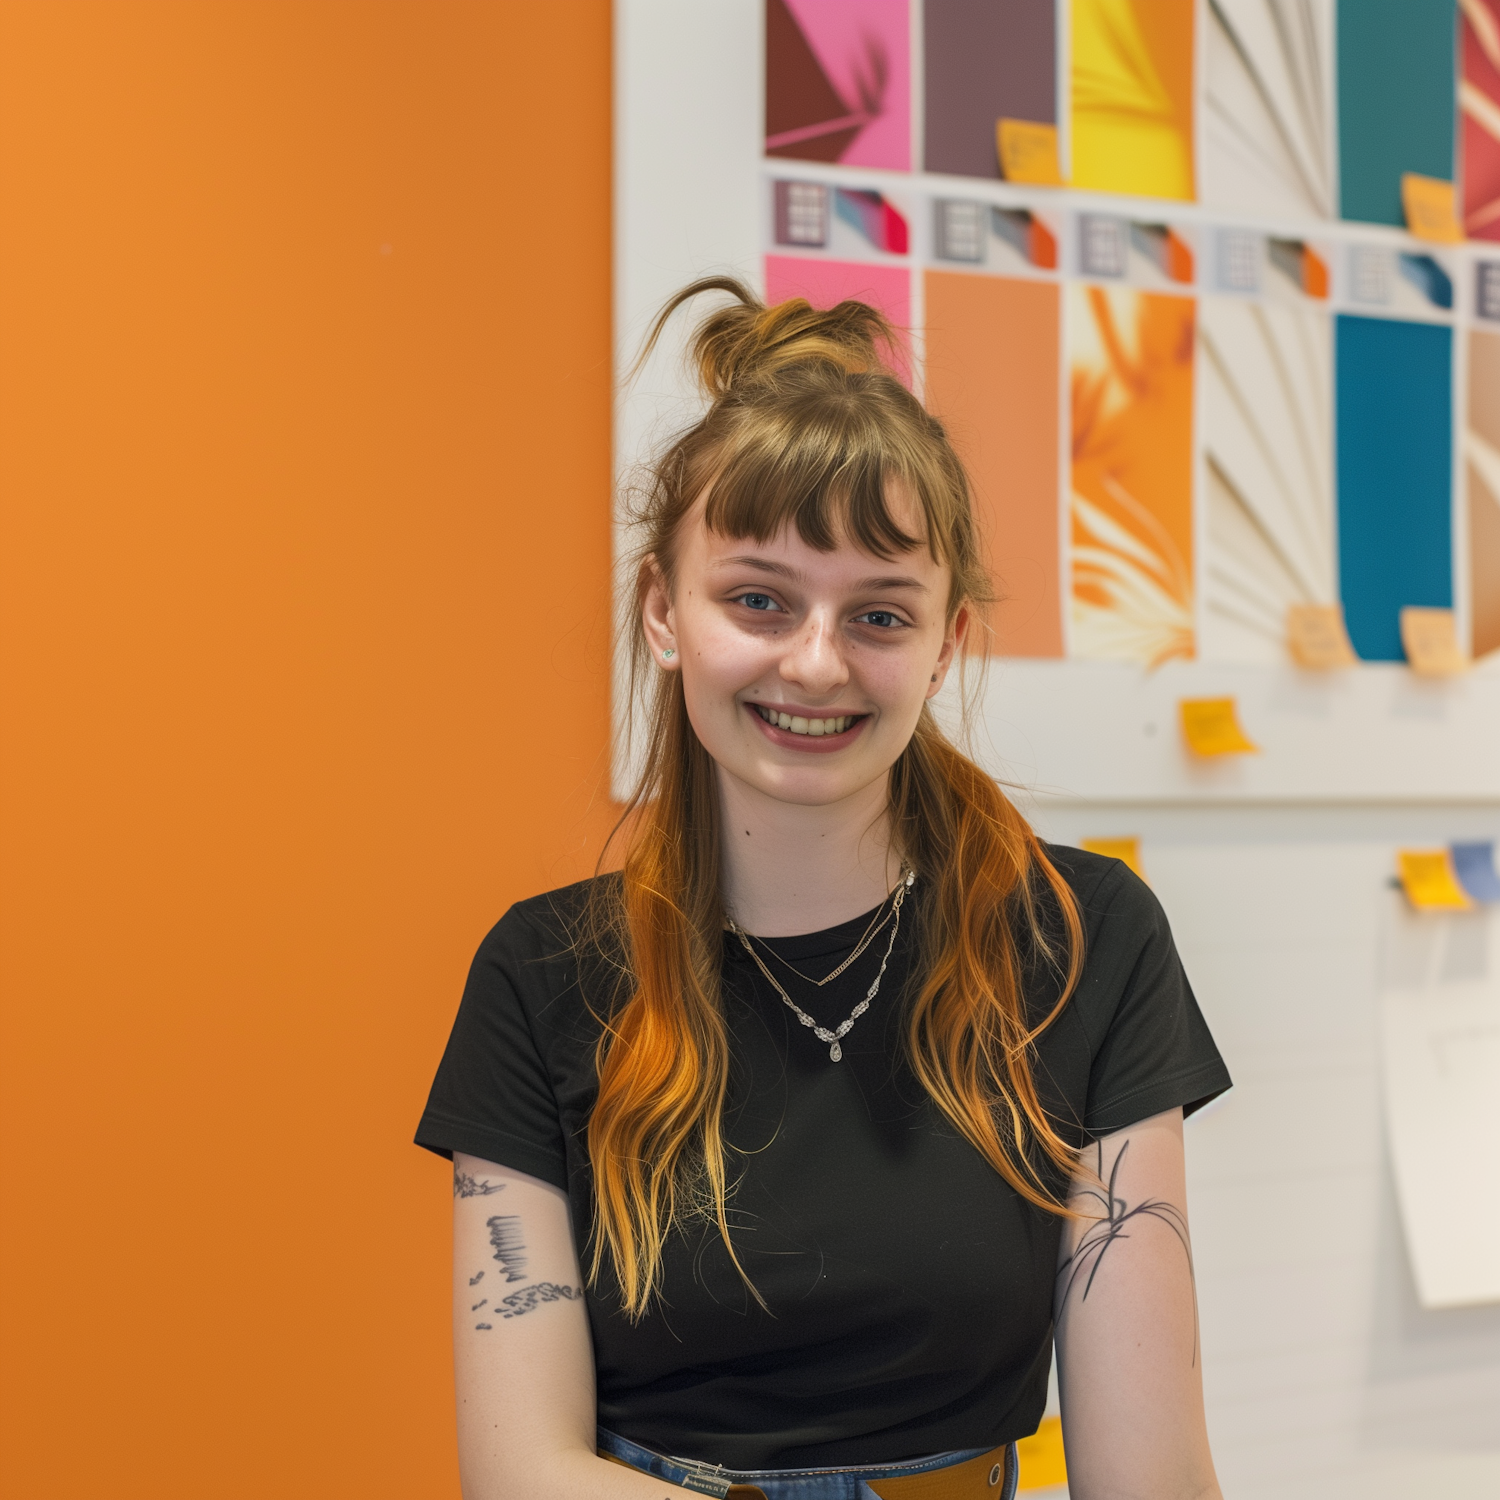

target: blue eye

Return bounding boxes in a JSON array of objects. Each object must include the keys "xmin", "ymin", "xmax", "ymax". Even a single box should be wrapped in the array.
[
  {"xmin": 857, "ymin": 610, "xmax": 904, "ymax": 629},
  {"xmin": 738, "ymin": 593, "xmax": 779, "ymax": 612}
]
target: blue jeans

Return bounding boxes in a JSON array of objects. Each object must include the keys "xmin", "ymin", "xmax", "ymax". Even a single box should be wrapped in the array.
[{"xmin": 596, "ymin": 1427, "xmax": 1020, "ymax": 1500}]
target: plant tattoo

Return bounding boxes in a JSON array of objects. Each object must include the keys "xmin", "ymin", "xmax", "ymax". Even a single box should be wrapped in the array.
[
  {"xmin": 485, "ymin": 1215, "xmax": 528, "ymax": 1283},
  {"xmin": 1056, "ymin": 1137, "xmax": 1199, "ymax": 1365}
]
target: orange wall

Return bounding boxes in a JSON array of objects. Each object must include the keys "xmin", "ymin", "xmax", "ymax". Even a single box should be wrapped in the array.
[{"xmin": 0, "ymin": 4, "xmax": 615, "ymax": 1495}]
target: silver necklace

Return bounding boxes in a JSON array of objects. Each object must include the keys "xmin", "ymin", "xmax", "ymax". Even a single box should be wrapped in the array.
[
  {"xmin": 729, "ymin": 871, "xmax": 915, "ymax": 1063},
  {"xmin": 745, "ymin": 881, "xmax": 901, "ymax": 987}
]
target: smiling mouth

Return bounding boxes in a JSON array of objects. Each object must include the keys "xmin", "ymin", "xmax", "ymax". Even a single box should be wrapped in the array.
[{"xmin": 751, "ymin": 705, "xmax": 866, "ymax": 737}]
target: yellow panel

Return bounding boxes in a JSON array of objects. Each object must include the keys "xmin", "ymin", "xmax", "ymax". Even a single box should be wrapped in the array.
[{"xmin": 1071, "ymin": 0, "xmax": 1195, "ymax": 199}]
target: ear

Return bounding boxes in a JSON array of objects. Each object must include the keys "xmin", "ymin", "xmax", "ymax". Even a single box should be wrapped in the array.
[
  {"xmin": 639, "ymin": 555, "xmax": 679, "ymax": 669},
  {"xmin": 926, "ymin": 604, "xmax": 969, "ymax": 699}
]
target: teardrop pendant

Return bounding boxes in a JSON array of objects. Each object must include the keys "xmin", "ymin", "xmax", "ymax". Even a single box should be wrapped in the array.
[{"xmin": 828, "ymin": 1040, "xmax": 842, "ymax": 1062}]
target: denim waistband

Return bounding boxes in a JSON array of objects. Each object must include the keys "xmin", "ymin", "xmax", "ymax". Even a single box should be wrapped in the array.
[{"xmin": 596, "ymin": 1427, "xmax": 1019, "ymax": 1500}]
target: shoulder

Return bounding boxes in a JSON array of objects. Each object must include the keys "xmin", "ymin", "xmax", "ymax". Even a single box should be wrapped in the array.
[
  {"xmin": 467, "ymin": 873, "xmax": 625, "ymax": 1021},
  {"xmin": 1041, "ymin": 842, "xmax": 1169, "ymax": 956},
  {"xmin": 478, "ymin": 872, "xmax": 620, "ymax": 962}
]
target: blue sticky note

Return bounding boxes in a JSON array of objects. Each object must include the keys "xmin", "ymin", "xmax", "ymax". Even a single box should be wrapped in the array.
[{"xmin": 1450, "ymin": 842, "xmax": 1500, "ymax": 903}]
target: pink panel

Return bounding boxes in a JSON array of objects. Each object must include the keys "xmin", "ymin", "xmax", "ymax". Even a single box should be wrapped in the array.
[
  {"xmin": 763, "ymin": 255, "xmax": 911, "ymax": 379},
  {"xmin": 782, "ymin": 0, "xmax": 911, "ymax": 170}
]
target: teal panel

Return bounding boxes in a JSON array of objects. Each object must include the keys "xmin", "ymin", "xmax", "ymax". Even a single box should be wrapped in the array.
[{"xmin": 1337, "ymin": 0, "xmax": 1457, "ymax": 226}]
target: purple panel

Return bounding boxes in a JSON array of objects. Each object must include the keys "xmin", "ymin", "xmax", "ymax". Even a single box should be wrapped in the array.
[{"xmin": 924, "ymin": 0, "xmax": 1056, "ymax": 180}]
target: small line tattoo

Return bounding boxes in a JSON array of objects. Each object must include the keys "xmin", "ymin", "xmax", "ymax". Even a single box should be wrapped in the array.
[
  {"xmin": 468, "ymin": 1271, "xmax": 484, "ymax": 1286},
  {"xmin": 474, "ymin": 1322, "xmax": 493, "ymax": 1331},
  {"xmin": 498, "ymin": 1281, "xmax": 582, "ymax": 1319},
  {"xmin": 471, "ymin": 1298, "xmax": 487, "ymax": 1312},
  {"xmin": 454, "ymin": 1172, "xmax": 505, "ymax": 1198},
  {"xmin": 485, "ymin": 1215, "xmax": 528, "ymax": 1283},
  {"xmin": 1056, "ymin": 1138, "xmax": 1200, "ymax": 1365}
]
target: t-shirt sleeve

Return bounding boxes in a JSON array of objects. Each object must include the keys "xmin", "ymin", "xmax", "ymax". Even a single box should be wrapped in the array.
[
  {"xmin": 1074, "ymin": 862, "xmax": 1232, "ymax": 1137},
  {"xmin": 413, "ymin": 907, "xmax": 571, "ymax": 1191}
]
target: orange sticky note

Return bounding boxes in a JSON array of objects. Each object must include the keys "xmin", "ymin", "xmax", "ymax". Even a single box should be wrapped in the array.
[
  {"xmin": 1015, "ymin": 1414, "xmax": 1067, "ymax": 1490},
  {"xmin": 1402, "ymin": 173, "xmax": 1464, "ymax": 244},
  {"xmin": 997, "ymin": 118, "xmax": 1063, "ymax": 185},
  {"xmin": 1400, "ymin": 606, "xmax": 1467, "ymax": 676},
  {"xmin": 1180, "ymin": 697, "xmax": 1259, "ymax": 756},
  {"xmin": 1397, "ymin": 850, "xmax": 1473, "ymax": 911},
  {"xmin": 1080, "ymin": 836, "xmax": 1146, "ymax": 882},
  {"xmin": 1287, "ymin": 603, "xmax": 1357, "ymax": 669}
]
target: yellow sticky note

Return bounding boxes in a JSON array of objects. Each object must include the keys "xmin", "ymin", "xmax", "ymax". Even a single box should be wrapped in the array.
[
  {"xmin": 1080, "ymin": 836, "xmax": 1147, "ymax": 882},
  {"xmin": 1180, "ymin": 697, "xmax": 1259, "ymax": 756},
  {"xmin": 1397, "ymin": 850, "xmax": 1473, "ymax": 911},
  {"xmin": 997, "ymin": 118, "xmax": 1064, "ymax": 185},
  {"xmin": 1400, "ymin": 606, "xmax": 1468, "ymax": 676},
  {"xmin": 1287, "ymin": 602, "xmax": 1357, "ymax": 669},
  {"xmin": 1402, "ymin": 173, "xmax": 1464, "ymax": 244},
  {"xmin": 1016, "ymin": 1414, "xmax": 1068, "ymax": 1490}
]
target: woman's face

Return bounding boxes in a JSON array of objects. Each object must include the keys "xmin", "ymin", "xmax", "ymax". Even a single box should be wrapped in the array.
[{"xmin": 642, "ymin": 495, "xmax": 966, "ymax": 810}]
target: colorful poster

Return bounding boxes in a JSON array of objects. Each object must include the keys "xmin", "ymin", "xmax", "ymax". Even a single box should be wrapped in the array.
[
  {"xmin": 1068, "ymin": 284, "xmax": 1196, "ymax": 665},
  {"xmin": 1335, "ymin": 315, "xmax": 1453, "ymax": 661},
  {"xmin": 923, "ymin": 271, "xmax": 1063, "ymax": 658},
  {"xmin": 1201, "ymin": 0, "xmax": 1334, "ymax": 219},
  {"xmin": 923, "ymin": 0, "xmax": 1055, "ymax": 180},
  {"xmin": 1337, "ymin": 0, "xmax": 1457, "ymax": 226},
  {"xmin": 763, "ymin": 255, "xmax": 911, "ymax": 376},
  {"xmin": 1468, "ymin": 329, "xmax": 1500, "ymax": 659},
  {"xmin": 765, "ymin": 0, "xmax": 910, "ymax": 171},
  {"xmin": 1462, "ymin": 0, "xmax": 1500, "ymax": 241},
  {"xmin": 1199, "ymin": 298, "xmax": 1335, "ymax": 663},
  {"xmin": 1070, "ymin": 0, "xmax": 1195, "ymax": 201}
]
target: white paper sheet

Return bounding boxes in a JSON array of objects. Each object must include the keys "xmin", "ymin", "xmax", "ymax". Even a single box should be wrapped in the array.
[{"xmin": 1380, "ymin": 893, "xmax": 1500, "ymax": 1309}]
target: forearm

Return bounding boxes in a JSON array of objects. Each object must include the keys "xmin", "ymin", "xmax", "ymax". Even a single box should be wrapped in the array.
[{"xmin": 1053, "ymin": 1110, "xmax": 1221, "ymax": 1500}]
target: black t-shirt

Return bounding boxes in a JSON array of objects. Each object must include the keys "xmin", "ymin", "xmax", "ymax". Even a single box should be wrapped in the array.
[{"xmin": 415, "ymin": 846, "xmax": 1230, "ymax": 1469}]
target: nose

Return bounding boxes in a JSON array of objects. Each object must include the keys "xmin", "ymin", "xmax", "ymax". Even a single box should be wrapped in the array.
[{"xmin": 778, "ymin": 609, "xmax": 849, "ymax": 698}]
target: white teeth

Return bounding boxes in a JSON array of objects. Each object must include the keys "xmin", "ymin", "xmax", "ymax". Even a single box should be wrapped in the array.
[{"xmin": 757, "ymin": 707, "xmax": 858, "ymax": 735}]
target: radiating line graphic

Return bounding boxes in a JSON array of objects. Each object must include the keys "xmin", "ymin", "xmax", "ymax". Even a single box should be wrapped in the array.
[
  {"xmin": 1202, "ymin": 0, "xmax": 1334, "ymax": 218},
  {"xmin": 1199, "ymin": 297, "xmax": 1335, "ymax": 662},
  {"xmin": 1069, "ymin": 285, "xmax": 1196, "ymax": 665}
]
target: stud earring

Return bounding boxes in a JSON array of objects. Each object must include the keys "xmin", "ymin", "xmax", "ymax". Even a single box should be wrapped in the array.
[
  {"xmin": 930, "ymin": 673, "xmax": 937, "ymax": 682},
  {"xmin": 662, "ymin": 649, "xmax": 675, "ymax": 660}
]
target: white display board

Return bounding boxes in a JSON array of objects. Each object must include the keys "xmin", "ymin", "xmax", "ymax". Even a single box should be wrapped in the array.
[{"xmin": 613, "ymin": 0, "xmax": 1500, "ymax": 805}]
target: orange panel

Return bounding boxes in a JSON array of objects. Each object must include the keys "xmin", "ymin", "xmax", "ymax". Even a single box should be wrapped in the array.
[
  {"xmin": 923, "ymin": 271, "xmax": 1063, "ymax": 657},
  {"xmin": 1068, "ymin": 284, "xmax": 1196, "ymax": 665},
  {"xmin": 0, "ymin": 4, "xmax": 614, "ymax": 1496}
]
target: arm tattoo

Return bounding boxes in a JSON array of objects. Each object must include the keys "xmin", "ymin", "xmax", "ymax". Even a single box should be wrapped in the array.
[
  {"xmin": 485, "ymin": 1215, "xmax": 528, "ymax": 1283},
  {"xmin": 468, "ymin": 1271, "xmax": 484, "ymax": 1286},
  {"xmin": 470, "ymin": 1281, "xmax": 582, "ymax": 1328},
  {"xmin": 498, "ymin": 1281, "xmax": 582, "ymax": 1319},
  {"xmin": 454, "ymin": 1171, "xmax": 505, "ymax": 1198},
  {"xmin": 1056, "ymin": 1137, "xmax": 1200, "ymax": 1365}
]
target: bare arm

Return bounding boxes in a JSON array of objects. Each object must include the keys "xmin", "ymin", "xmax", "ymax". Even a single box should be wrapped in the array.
[
  {"xmin": 452, "ymin": 1153, "xmax": 691, "ymax": 1500},
  {"xmin": 1053, "ymin": 1108, "xmax": 1221, "ymax": 1500}
]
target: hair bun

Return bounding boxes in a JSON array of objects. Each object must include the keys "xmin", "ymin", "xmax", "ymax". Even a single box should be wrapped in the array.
[{"xmin": 639, "ymin": 275, "xmax": 899, "ymax": 401}]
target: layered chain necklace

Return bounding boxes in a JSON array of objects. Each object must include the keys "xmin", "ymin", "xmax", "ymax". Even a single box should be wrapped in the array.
[{"xmin": 728, "ymin": 869, "xmax": 915, "ymax": 1063}]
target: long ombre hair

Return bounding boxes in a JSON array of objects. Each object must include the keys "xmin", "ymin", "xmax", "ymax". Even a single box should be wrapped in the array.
[{"xmin": 584, "ymin": 278, "xmax": 1084, "ymax": 1317}]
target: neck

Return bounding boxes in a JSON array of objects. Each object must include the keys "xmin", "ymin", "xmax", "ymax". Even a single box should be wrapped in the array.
[{"xmin": 717, "ymin": 769, "xmax": 901, "ymax": 937}]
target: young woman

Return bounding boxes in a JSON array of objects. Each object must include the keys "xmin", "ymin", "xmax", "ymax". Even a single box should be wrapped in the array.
[{"xmin": 417, "ymin": 280, "xmax": 1230, "ymax": 1500}]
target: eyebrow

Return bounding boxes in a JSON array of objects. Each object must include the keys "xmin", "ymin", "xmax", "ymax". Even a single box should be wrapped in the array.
[{"xmin": 716, "ymin": 555, "xmax": 929, "ymax": 592}]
